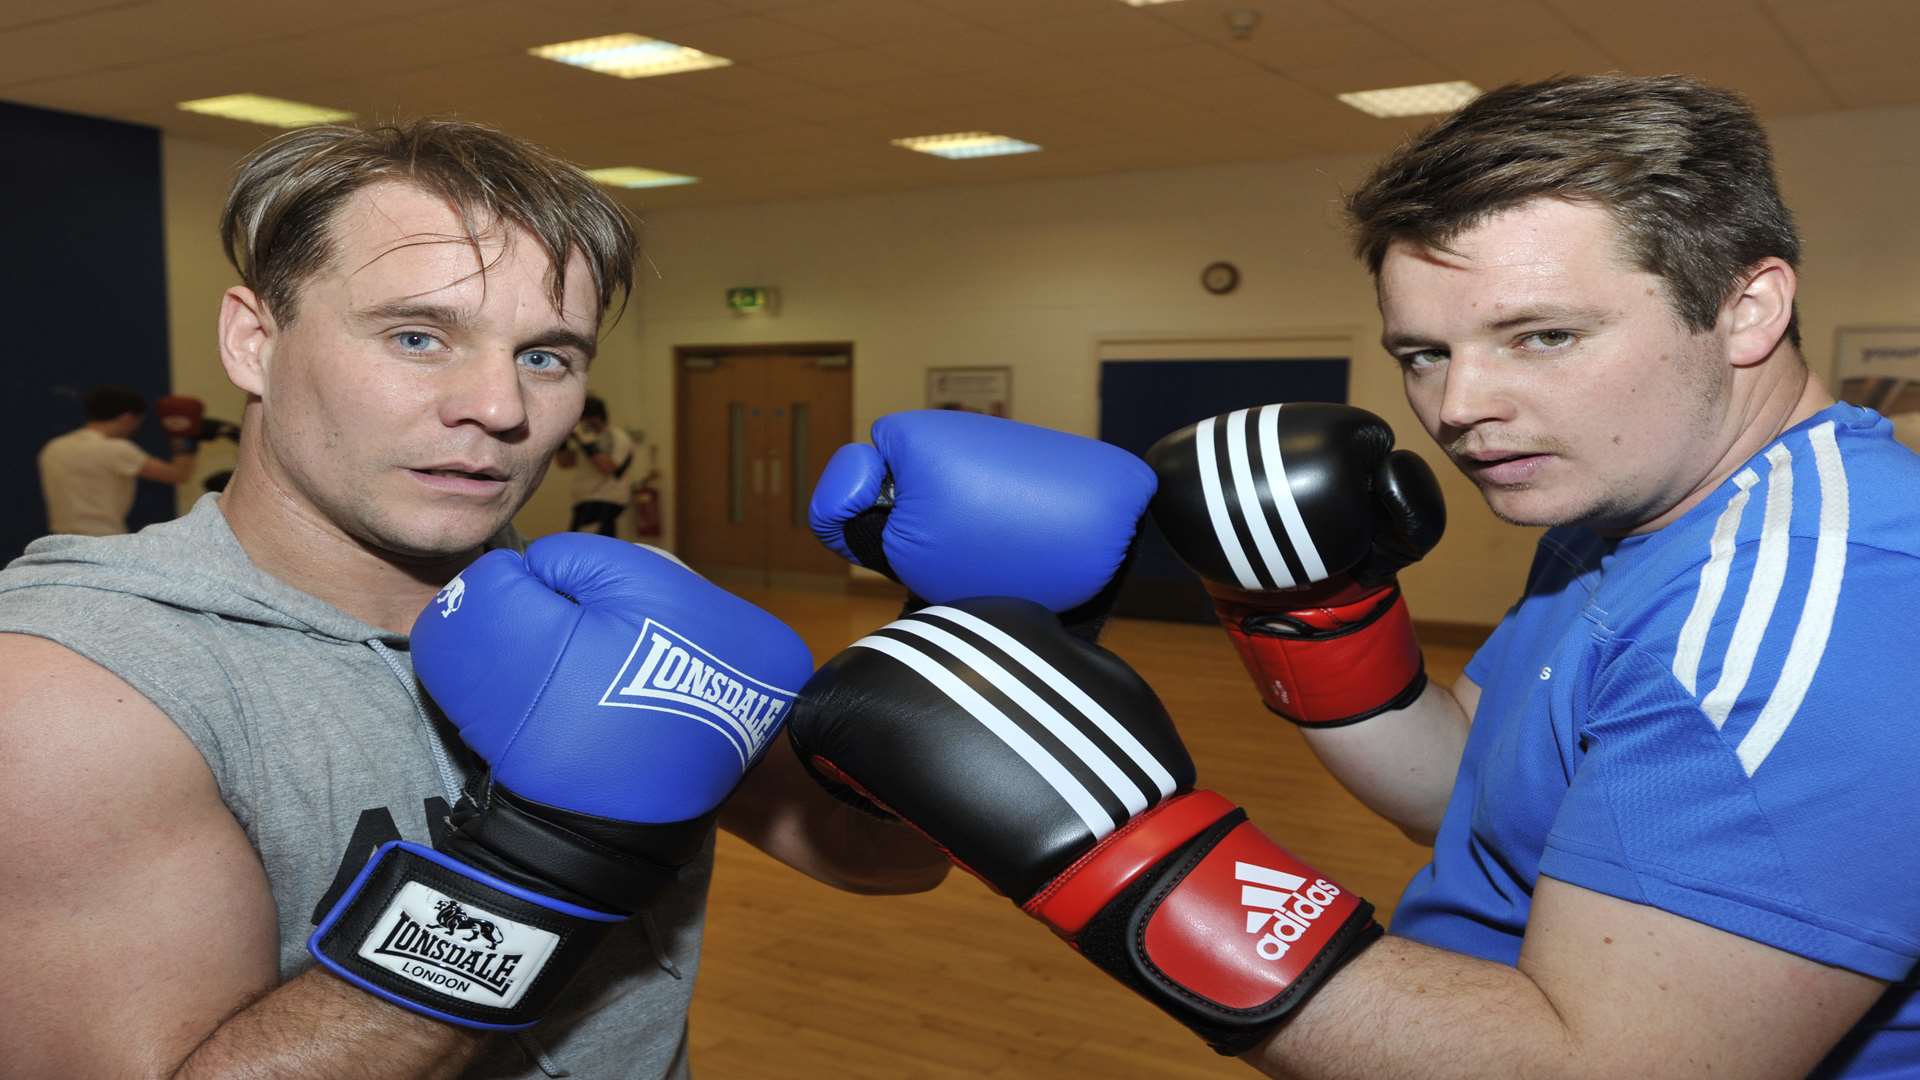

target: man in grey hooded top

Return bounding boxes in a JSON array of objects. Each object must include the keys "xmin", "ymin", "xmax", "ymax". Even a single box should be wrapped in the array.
[{"xmin": 0, "ymin": 118, "xmax": 947, "ymax": 1080}]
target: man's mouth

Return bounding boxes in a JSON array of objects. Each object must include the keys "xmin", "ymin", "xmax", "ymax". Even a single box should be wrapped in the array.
[
  {"xmin": 416, "ymin": 464, "xmax": 507, "ymax": 481},
  {"xmin": 1459, "ymin": 450, "xmax": 1537, "ymax": 466},
  {"xmin": 1455, "ymin": 449, "xmax": 1550, "ymax": 485}
]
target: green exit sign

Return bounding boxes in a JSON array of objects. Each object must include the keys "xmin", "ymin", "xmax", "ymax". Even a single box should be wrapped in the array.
[{"xmin": 726, "ymin": 286, "xmax": 772, "ymax": 313}]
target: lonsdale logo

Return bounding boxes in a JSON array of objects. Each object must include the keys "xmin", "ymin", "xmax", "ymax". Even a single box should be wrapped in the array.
[
  {"xmin": 356, "ymin": 883, "xmax": 561, "ymax": 1008},
  {"xmin": 600, "ymin": 618, "xmax": 797, "ymax": 767},
  {"xmin": 370, "ymin": 901, "xmax": 524, "ymax": 998},
  {"xmin": 433, "ymin": 575, "xmax": 466, "ymax": 618},
  {"xmin": 1236, "ymin": 861, "xmax": 1342, "ymax": 961}
]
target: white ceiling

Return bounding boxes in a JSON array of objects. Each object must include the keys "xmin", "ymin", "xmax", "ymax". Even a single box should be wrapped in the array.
[{"xmin": 3, "ymin": 0, "xmax": 1914, "ymax": 210}]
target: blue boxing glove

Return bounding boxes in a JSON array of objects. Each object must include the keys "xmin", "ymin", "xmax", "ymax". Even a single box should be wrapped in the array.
[
  {"xmin": 809, "ymin": 410, "xmax": 1156, "ymax": 639},
  {"xmin": 310, "ymin": 534, "xmax": 811, "ymax": 1030}
]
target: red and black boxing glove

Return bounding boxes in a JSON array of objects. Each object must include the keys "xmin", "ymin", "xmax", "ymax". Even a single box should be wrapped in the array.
[
  {"xmin": 1146, "ymin": 403, "xmax": 1444, "ymax": 727},
  {"xmin": 154, "ymin": 394, "xmax": 207, "ymax": 448},
  {"xmin": 787, "ymin": 597, "xmax": 1379, "ymax": 1053}
]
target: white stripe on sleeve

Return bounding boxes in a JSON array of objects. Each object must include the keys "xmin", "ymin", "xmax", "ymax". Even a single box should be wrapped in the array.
[
  {"xmin": 1738, "ymin": 423, "xmax": 1847, "ymax": 775},
  {"xmin": 1701, "ymin": 444, "xmax": 1795, "ymax": 729},
  {"xmin": 1672, "ymin": 468, "xmax": 1758, "ymax": 694}
]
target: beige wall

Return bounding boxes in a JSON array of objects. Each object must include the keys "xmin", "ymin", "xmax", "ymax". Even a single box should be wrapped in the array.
[{"xmin": 159, "ymin": 100, "xmax": 1920, "ymax": 626}]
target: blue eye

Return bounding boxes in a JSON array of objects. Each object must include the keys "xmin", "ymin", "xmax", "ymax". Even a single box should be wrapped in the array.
[
  {"xmin": 1399, "ymin": 349, "xmax": 1446, "ymax": 371},
  {"xmin": 519, "ymin": 350, "xmax": 567, "ymax": 374},
  {"xmin": 395, "ymin": 331, "xmax": 440, "ymax": 352}
]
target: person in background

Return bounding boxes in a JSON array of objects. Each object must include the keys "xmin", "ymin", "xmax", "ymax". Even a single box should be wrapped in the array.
[
  {"xmin": 555, "ymin": 393, "xmax": 634, "ymax": 536},
  {"xmin": 37, "ymin": 385, "xmax": 207, "ymax": 536}
]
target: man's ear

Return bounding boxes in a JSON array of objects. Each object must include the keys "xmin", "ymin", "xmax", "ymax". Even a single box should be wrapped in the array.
[
  {"xmin": 218, "ymin": 286, "xmax": 275, "ymax": 397},
  {"xmin": 1724, "ymin": 257, "xmax": 1797, "ymax": 368}
]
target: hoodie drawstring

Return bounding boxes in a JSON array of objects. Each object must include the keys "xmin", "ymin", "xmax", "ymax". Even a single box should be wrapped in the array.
[{"xmin": 368, "ymin": 639, "xmax": 463, "ymax": 807}]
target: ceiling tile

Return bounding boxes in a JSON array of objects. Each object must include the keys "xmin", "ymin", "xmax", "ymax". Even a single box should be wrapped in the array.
[
  {"xmin": 1759, "ymin": 0, "xmax": 1920, "ymax": 44},
  {"xmin": 0, "ymin": 17, "xmax": 191, "ymax": 88},
  {"xmin": 961, "ymin": 60, "xmax": 1121, "ymax": 101},
  {"xmin": 669, "ymin": 65, "xmax": 836, "ymax": 106},
  {"xmin": 1224, "ymin": 18, "xmax": 1426, "ymax": 72},
  {"xmin": 1009, "ymin": 8, "xmax": 1207, "ymax": 54},
  {"xmin": 756, "ymin": 45, "xmax": 930, "ymax": 88},
  {"xmin": 528, "ymin": 0, "xmax": 746, "ymax": 27},
  {"xmin": 1086, "ymin": 42, "xmax": 1272, "ymax": 90},
  {"xmin": 1544, "ymin": 0, "xmax": 1762, "ymax": 50},
  {"xmin": 752, "ymin": 87, "xmax": 894, "ymax": 125},
  {"xmin": 1361, "ymin": 2, "xmax": 1573, "ymax": 52},
  {"xmin": 0, "ymin": 0, "xmax": 138, "ymax": 33},
  {"xmin": 761, "ymin": 0, "xmax": 981, "ymax": 46},
  {"xmin": 1445, "ymin": 37, "xmax": 1622, "ymax": 88},
  {"xmin": 662, "ymin": 14, "xmax": 852, "ymax": 61},
  {"xmin": 1285, "ymin": 57, "xmax": 1458, "ymax": 96},
  {"xmin": 873, "ymin": 29, "xmax": 1048, "ymax": 76},
  {"xmin": 913, "ymin": 0, "xmax": 1119, "ymax": 26},
  {"xmin": 1141, "ymin": 0, "xmax": 1359, "ymax": 37},
  {"xmin": 1810, "ymin": 63, "xmax": 1920, "ymax": 111}
]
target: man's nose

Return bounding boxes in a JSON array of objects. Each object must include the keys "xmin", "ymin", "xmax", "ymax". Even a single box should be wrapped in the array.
[
  {"xmin": 442, "ymin": 354, "xmax": 529, "ymax": 435},
  {"xmin": 1435, "ymin": 349, "xmax": 1514, "ymax": 432}
]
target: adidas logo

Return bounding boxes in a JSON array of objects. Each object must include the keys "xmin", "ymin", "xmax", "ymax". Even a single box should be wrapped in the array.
[{"xmin": 1237, "ymin": 861, "xmax": 1342, "ymax": 961}]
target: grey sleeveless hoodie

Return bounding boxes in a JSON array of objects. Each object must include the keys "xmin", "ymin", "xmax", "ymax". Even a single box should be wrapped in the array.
[{"xmin": 0, "ymin": 494, "xmax": 705, "ymax": 1078}]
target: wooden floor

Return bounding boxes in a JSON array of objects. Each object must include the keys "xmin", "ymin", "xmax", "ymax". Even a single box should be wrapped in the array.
[{"xmin": 690, "ymin": 583, "xmax": 1475, "ymax": 1078}]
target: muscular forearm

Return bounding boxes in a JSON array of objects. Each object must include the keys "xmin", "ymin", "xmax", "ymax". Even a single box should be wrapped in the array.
[
  {"xmin": 738, "ymin": 796, "xmax": 949, "ymax": 895},
  {"xmin": 721, "ymin": 741, "xmax": 949, "ymax": 895},
  {"xmin": 818, "ymin": 807, "xmax": 951, "ymax": 894},
  {"xmin": 1297, "ymin": 679, "xmax": 1470, "ymax": 844},
  {"xmin": 1246, "ymin": 935, "xmax": 1573, "ymax": 1080},
  {"xmin": 172, "ymin": 968, "xmax": 488, "ymax": 1080}
]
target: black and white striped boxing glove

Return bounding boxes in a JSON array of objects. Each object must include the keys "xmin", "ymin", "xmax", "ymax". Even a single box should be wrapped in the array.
[
  {"xmin": 787, "ymin": 597, "xmax": 1379, "ymax": 1053},
  {"xmin": 1145, "ymin": 403, "xmax": 1445, "ymax": 727}
]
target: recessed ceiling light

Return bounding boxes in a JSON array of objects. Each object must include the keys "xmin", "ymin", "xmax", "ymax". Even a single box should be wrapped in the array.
[
  {"xmin": 529, "ymin": 33, "xmax": 731, "ymax": 79},
  {"xmin": 891, "ymin": 132, "xmax": 1041, "ymax": 160},
  {"xmin": 585, "ymin": 166, "xmax": 699, "ymax": 189},
  {"xmin": 1338, "ymin": 81, "xmax": 1483, "ymax": 118},
  {"xmin": 177, "ymin": 94, "xmax": 354, "ymax": 128},
  {"xmin": 1118, "ymin": 0, "xmax": 1189, "ymax": 6}
]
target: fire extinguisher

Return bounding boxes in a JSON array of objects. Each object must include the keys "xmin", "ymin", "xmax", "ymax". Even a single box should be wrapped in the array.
[{"xmin": 630, "ymin": 445, "xmax": 662, "ymax": 539}]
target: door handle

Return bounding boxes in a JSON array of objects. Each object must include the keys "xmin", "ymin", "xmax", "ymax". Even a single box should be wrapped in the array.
[
  {"xmin": 752, "ymin": 458, "xmax": 765, "ymax": 495},
  {"xmin": 768, "ymin": 456, "xmax": 783, "ymax": 496}
]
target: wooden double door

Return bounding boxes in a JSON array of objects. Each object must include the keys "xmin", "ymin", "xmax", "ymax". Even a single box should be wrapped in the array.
[{"xmin": 676, "ymin": 349, "xmax": 853, "ymax": 584}]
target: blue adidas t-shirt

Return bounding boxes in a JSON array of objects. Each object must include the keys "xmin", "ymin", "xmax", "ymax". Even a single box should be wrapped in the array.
[{"xmin": 1392, "ymin": 404, "xmax": 1920, "ymax": 1076}]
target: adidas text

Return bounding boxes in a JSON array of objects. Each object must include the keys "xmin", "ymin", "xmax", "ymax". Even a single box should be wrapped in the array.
[{"xmin": 1236, "ymin": 861, "xmax": 1341, "ymax": 961}]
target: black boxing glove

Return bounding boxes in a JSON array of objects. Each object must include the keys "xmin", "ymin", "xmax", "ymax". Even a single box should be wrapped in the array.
[
  {"xmin": 1147, "ymin": 403, "xmax": 1444, "ymax": 726},
  {"xmin": 788, "ymin": 597, "xmax": 1379, "ymax": 1052}
]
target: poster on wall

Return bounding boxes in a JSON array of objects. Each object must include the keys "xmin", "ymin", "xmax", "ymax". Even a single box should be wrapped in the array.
[
  {"xmin": 926, "ymin": 366, "xmax": 1011, "ymax": 417},
  {"xmin": 1833, "ymin": 326, "xmax": 1920, "ymax": 452}
]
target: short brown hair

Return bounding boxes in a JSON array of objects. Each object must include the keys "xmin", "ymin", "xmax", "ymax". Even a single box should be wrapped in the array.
[
  {"xmin": 1346, "ymin": 74, "xmax": 1801, "ymax": 347},
  {"xmin": 221, "ymin": 118, "xmax": 636, "ymax": 327},
  {"xmin": 84, "ymin": 385, "xmax": 145, "ymax": 421}
]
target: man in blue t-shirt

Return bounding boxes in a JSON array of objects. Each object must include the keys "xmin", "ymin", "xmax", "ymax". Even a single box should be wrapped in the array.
[
  {"xmin": 1184, "ymin": 74, "xmax": 1920, "ymax": 1077},
  {"xmin": 765, "ymin": 73, "xmax": 1915, "ymax": 1074}
]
